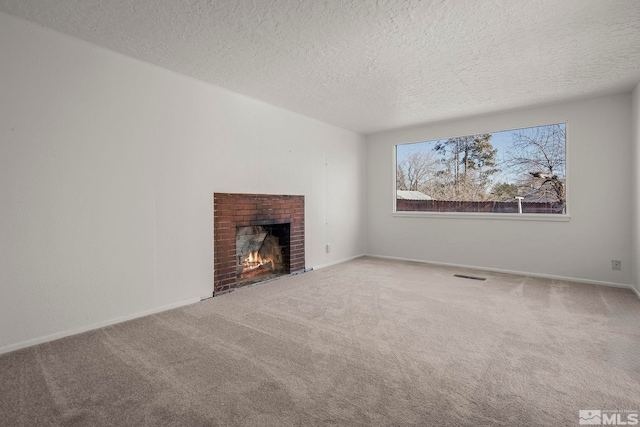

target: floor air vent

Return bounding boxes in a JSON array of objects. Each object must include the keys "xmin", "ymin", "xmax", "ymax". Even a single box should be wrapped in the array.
[{"xmin": 454, "ymin": 274, "xmax": 486, "ymax": 281}]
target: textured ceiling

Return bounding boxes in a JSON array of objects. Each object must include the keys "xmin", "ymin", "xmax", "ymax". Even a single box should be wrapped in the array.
[{"xmin": 1, "ymin": 0, "xmax": 639, "ymax": 134}]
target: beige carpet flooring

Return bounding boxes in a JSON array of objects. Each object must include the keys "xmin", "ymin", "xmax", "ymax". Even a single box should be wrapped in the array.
[{"xmin": 1, "ymin": 257, "xmax": 639, "ymax": 426}]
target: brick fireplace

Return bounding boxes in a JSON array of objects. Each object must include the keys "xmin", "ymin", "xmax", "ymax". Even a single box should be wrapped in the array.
[{"xmin": 213, "ymin": 193, "xmax": 305, "ymax": 295}]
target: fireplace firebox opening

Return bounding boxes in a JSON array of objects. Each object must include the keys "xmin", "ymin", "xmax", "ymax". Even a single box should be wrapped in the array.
[{"xmin": 236, "ymin": 224, "xmax": 290, "ymax": 286}]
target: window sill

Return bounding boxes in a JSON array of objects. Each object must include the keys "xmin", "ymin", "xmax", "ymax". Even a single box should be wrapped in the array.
[{"xmin": 392, "ymin": 211, "xmax": 571, "ymax": 222}]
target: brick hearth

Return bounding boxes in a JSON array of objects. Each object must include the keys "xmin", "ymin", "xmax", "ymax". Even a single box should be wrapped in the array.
[{"xmin": 213, "ymin": 193, "xmax": 305, "ymax": 295}]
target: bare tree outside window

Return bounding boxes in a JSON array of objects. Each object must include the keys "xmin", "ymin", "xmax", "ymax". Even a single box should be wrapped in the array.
[
  {"xmin": 396, "ymin": 150, "xmax": 438, "ymax": 191},
  {"xmin": 395, "ymin": 123, "xmax": 566, "ymax": 214},
  {"xmin": 502, "ymin": 124, "xmax": 566, "ymax": 207}
]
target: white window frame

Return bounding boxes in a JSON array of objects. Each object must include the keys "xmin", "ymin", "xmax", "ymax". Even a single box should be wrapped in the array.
[{"xmin": 392, "ymin": 122, "xmax": 571, "ymax": 222}]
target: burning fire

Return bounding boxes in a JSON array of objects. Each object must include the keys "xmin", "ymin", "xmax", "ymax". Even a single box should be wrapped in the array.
[{"xmin": 242, "ymin": 251, "xmax": 272, "ymax": 269}]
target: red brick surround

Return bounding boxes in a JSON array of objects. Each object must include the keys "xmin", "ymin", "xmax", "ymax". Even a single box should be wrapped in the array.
[{"xmin": 214, "ymin": 193, "xmax": 305, "ymax": 295}]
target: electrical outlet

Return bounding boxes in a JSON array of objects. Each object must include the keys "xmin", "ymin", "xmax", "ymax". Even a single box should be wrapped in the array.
[
  {"xmin": 326, "ymin": 244, "xmax": 331, "ymax": 253},
  {"xmin": 612, "ymin": 260, "xmax": 621, "ymax": 270}
]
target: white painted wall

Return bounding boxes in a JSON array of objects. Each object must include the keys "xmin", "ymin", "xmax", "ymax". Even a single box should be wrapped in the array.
[
  {"xmin": 366, "ymin": 94, "xmax": 633, "ymax": 287},
  {"xmin": 0, "ymin": 14, "xmax": 366, "ymax": 353},
  {"xmin": 632, "ymin": 83, "xmax": 640, "ymax": 295}
]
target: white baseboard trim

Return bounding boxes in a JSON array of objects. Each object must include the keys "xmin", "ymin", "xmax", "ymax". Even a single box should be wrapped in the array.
[
  {"xmin": 0, "ymin": 297, "xmax": 201, "ymax": 355},
  {"xmin": 313, "ymin": 254, "xmax": 366, "ymax": 271},
  {"xmin": 632, "ymin": 285, "xmax": 640, "ymax": 301},
  {"xmin": 366, "ymin": 254, "xmax": 635, "ymax": 292}
]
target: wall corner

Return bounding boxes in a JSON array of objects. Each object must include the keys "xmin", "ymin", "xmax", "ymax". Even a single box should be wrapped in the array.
[{"xmin": 632, "ymin": 82, "xmax": 640, "ymax": 295}]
